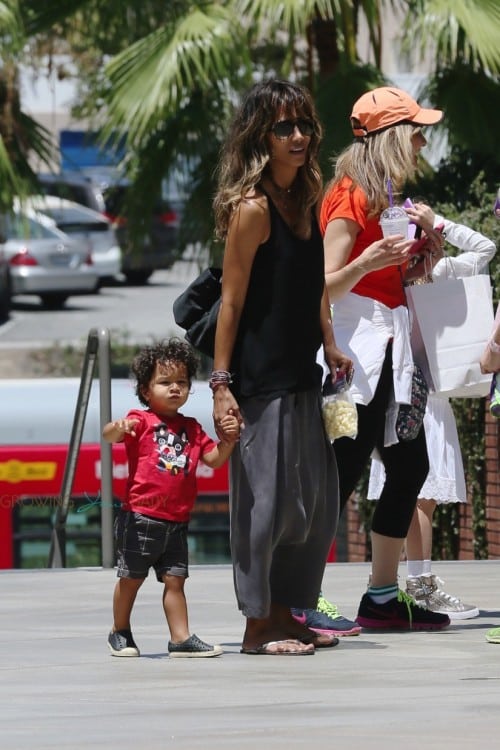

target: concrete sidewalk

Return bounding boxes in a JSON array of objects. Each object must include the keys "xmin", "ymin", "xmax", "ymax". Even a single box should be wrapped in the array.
[{"xmin": 1, "ymin": 560, "xmax": 499, "ymax": 749}]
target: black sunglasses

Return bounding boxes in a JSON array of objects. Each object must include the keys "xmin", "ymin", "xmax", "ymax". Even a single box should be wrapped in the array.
[{"xmin": 270, "ymin": 118, "xmax": 314, "ymax": 139}]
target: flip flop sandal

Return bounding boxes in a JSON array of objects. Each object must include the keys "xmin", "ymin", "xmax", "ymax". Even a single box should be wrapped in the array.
[{"xmin": 240, "ymin": 639, "xmax": 315, "ymax": 655}]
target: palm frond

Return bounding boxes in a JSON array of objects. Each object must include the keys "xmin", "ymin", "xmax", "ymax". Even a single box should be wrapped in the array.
[
  {"xmin": 402, "ymin": 0, "xmax": 500, "ymax": 74},
  {"xmin": 423, "ymin": 63, "xmax": 500, "ymax": 160},
  {"xmin": 19, "ymin": 0, "xmax": 92, "ymax": 34},
  {"xmin": 107, "ymin": 78, "xmax": 239, "ymax": 258},
  {"xmin": 236, "ymin": 0, "xmax": 343, "ymax": 35},
  {"xmin": 237, "ymin": 0, "xmax": 386, "ymax": 68},
  {"xmin": 0, "ymin": 1, "xmax": 24, "ymax": 50},
  {"xmin": 17, "ymin": 110, "xmax": 56, "ymax": 167},
  {"xmin": 356, "ymin": 0, "xmax": 383, "ymax": 67},
  {"xmin": 0, "ymin": 1, "xmax": 19, "ymax": 26},
  {"xmin": 105, "ymin": 4, "xmax": 245, "ymax": 144},
  {"xmin": 0, "ymin": 134, "xmax": 27, "ymax": 209}
]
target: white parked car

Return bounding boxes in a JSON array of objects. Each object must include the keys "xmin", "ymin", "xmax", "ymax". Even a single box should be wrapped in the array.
[
  {"xmin": 1, "ymin": 210, "xmax": 98, "ymax": 309},
  {"xmin": 19, "ymin": 195, "xmax": 122, "ymax": 281}
]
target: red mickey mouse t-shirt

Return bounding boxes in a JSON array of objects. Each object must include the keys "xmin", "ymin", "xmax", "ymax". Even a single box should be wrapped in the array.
[{"xmin": 121, "ymin": 409, "xmax": 217, "ymax": 522}]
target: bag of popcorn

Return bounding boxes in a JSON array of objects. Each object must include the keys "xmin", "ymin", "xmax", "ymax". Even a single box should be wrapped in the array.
[{"xmin": 322, "ymin": 374, "xmax": 358, "ymax": 442}]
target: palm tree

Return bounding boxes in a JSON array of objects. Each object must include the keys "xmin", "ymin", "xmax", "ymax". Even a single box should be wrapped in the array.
[
  {"xmin": 15, "ymin": 0, "xmax": 500, "ymax": 254},
  {"xmin": 401, "ymin": 0, "xmax": 500, "ymax": 75},
  {"xmin": 0, "ymin": 2, "xmax": 55, "ymax": 209},
  {"xmin": 53, "ymin": 0, "xmax": 386, "ymax": 255},
  {"xmin": 399, "ymin": 0, "xmax": 500, "ymax": 158}
]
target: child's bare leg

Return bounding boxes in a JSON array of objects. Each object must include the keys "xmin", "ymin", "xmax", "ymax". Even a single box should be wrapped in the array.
[
  {"xmin": 161, "ymin": 573, "xmax": 190, "ymax": 643},
  {"xmin": 112, "ymin": 577, "xmax": 144, "ymax": 631},
  {"xmin": 405, "ymin": 499, "xmax": 436, "ymax": 562}
]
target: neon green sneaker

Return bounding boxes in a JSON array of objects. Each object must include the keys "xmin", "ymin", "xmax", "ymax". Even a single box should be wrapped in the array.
[
  {"xmin": 292, "ymin": 593, "xmax": 361, "ymax": 636},
  {"xmin": 312, "ymin": 594, "xmax": 361, "ymax": 636},
  {"xmin": 485, "ymin": 627, "xmax": 500, "ymax": 643},
  {"xmin": 317, "ymin": 596, "xmax": 342, "ymax": 619}
]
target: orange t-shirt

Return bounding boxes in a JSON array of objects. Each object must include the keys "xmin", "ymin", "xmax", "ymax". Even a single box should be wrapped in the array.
[{"xmin": 320, "ymin": 177, "xmax": 406, "ymax": 309}]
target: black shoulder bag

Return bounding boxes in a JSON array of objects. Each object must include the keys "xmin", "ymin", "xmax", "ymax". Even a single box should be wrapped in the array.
[{"xmin": 173, "ymin": 267, "xmax": 222, "ymax": 358}]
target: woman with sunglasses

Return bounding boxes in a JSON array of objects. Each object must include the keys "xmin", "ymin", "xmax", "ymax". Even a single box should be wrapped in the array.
[
  {"xmin": 321, "ymin": 86, "xmax": 451, "ymax": 630},
  {"xmin": 211, "ymin": 79, "xmax": 353, "ymax": 656}
]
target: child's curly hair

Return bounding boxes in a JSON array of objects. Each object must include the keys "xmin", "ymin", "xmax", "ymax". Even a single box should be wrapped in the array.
[{"xmin": 131, "ymin": 338, "xmax": 200, "ymax": 406}]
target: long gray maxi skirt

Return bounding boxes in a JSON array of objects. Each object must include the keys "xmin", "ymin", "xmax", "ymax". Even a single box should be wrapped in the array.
[{"xmin": 229, "ymin": 387, "xmax": 339, "ymax": 618}]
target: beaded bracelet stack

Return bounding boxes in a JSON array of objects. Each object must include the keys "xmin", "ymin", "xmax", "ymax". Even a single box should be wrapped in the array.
[{"xmin": 209, "ymin": 370, "xmax": 233, "ymax": 392}]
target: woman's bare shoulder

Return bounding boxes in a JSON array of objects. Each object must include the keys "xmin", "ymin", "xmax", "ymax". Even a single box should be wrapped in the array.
[
  {"xmin": 241, "ymin": 187, "xmax": 268, "ymax": 215},
  {"xmin": 228, "ymin": 189, "xmax": 270, "ymax": 242}
]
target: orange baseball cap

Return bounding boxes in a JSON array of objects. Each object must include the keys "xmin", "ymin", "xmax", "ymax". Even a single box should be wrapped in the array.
[{"xmin": 350, "ymin": 86, "xmax": 443, "ymax": 137}]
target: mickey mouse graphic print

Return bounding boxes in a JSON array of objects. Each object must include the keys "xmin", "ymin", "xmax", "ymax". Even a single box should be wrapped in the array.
[
  {"xmin": 121, "ymin": 409, "xmax": 217, "ymax": 522},
  {"xmin": 153, "ymin": 422, "xmax": 190, "ymax": 475}
]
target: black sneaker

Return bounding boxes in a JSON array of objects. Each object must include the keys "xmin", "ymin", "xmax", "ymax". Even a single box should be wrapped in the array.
[
  {"xmin": 168, "ymin": 633, "xmax": 223, "ymax": 658},
  {"xmin": 108, "ymin": 629, "xmax": 140, "ymax": 657},
  {"xmin": 356, "ymin": 590, "xmax": 450, "ymax": 630}
]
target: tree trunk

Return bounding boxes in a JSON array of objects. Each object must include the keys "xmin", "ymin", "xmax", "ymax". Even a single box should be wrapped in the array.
[{"xmin": 308, "ymin": 16, "xmax": 340, "ymax": 80}]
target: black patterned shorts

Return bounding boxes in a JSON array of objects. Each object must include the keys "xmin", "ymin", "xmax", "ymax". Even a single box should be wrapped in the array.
[{"xmin": 115, "ymin": 510, "xmax": 189, "ymax": 581}]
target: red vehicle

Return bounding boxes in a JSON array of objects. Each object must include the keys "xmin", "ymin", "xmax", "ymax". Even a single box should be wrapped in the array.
[{"xmin": 0, "ymin": 379, "xmax": 229, "ymax": 568}]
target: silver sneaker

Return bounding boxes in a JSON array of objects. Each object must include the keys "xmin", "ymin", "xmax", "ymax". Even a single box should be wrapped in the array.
[{"xmin": 406, "ymin": 575, "xmax": 479, "ymax": 620}]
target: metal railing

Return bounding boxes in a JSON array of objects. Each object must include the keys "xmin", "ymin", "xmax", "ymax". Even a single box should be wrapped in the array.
[{"xmin": 48, "ymin": 328, "xmax": 114, "ymax": 568}]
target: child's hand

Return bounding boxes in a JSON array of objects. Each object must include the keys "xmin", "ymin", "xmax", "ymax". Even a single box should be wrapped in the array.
[
  {"xmin": 218, "ymin": 414, "xmax": 241, "ymax": 443},
  {"xmin": 112, "ymin": 418, "xmax": 139, "ymax": 438}
]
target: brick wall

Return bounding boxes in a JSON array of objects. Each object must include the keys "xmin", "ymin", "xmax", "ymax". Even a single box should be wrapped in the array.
[
  {"xmin": 343, "ymin": 402, "xmax": 500, "ymax": 562},
  {"xmin": 484, "ymin": 407, "xmax": 500, "ymax": 557}
]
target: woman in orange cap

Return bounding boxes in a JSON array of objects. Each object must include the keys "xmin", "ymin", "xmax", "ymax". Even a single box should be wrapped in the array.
[{"xmin": 320, "ymin": 86, "xmax": 448, "ymax": 631}]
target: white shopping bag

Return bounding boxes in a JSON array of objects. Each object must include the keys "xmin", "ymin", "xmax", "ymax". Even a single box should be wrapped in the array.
[{"xmin": 405, "ymin": 274, "xmax": 494, "ymax": 397}]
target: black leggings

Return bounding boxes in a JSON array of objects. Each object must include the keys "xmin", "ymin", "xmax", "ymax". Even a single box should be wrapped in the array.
[{"xmin": 333, "ymin": 344, "xmax": 429, "ymax": 539}]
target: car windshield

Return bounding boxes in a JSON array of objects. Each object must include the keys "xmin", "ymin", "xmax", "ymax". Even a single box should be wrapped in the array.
[
  {"xmin": 5, "ymin": 213, "xmax": 66, "ymax": 241},
  {"xmin": 37, "ymin": 177, "xmax": 104, "ymax": 212},
  {"xmin": 41, "ymin": 206, "xmax": 110, "ymax": 233}
]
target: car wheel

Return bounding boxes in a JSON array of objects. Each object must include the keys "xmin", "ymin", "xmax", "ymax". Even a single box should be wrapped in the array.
[
  {"xmin": 40, "ymin": 293, "xmax": 69, "ymax": 310},
  {"xmin": 123, "ymin": 270, "xmax": 153, "ymax": 285}
]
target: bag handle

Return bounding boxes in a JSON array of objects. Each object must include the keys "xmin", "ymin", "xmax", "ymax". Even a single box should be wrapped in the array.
[
  {"xmin": 443, "ymin": 252, "xmax": 482, "ymax": 279},
  {"xmin": 443, "ymin": 256, "xmax": 456, "ymax": 280}
]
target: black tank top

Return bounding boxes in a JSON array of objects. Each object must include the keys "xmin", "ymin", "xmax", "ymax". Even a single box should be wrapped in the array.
[{"xmin": 231, "ymin": 195, "xmax": 324, "ymax": 400}]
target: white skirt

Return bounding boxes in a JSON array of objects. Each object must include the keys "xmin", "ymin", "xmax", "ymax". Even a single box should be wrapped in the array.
[{"xmin": 367, "ymin": 394, "xmax": 466, "ymax": 504}]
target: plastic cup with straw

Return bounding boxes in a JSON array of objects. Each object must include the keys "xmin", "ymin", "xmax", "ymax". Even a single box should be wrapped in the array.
[{"xmin": 379, "ymin": 179, "xmax": 409, "ymax": 238}]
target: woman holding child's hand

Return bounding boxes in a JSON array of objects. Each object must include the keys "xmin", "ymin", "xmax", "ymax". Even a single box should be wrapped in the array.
[{"xmin": 210, "ymin": 79, "xmax": 349, "ymax": 656}]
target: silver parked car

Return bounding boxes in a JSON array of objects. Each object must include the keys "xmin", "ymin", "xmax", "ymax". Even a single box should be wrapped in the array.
[
  {"xmin": 1, "ymin": 211, "xmax": 98, "ymax": 309},
  {"xmin": 36, "ymin": 171, "xmax": 183, "ymax": 284},
  {"xmin": 19, "ymin": 196, "xmax": 122, "ymax": 281}
]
